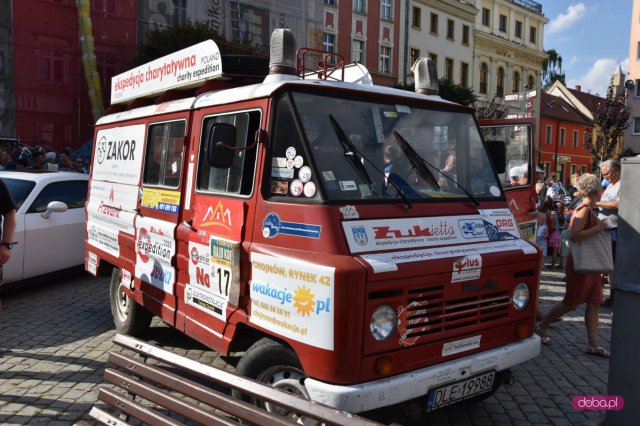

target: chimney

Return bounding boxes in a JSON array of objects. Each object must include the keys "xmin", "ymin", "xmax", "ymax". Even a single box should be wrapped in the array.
[{"xmin": 575, "ymin": 85, "xmax": 581, "ymax": 92}]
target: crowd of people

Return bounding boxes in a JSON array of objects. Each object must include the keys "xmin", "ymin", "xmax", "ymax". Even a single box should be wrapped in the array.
[
  {"xmin": 534, "ymin": 160, "xmax": 621, "ymax": 360},
  {"xmin": 0, "ymin": 143, "xmax": 90, "ymax": 174}
]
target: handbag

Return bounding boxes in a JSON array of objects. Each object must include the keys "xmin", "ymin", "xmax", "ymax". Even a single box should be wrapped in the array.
[{"xmin": 570, "ymin": 230, "xmax": 614, "ymax": 274}]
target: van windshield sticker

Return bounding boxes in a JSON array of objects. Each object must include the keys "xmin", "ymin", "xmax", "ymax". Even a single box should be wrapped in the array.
[
  {"xmin": 298, "ymin": 166, "xmax": 312, "ymax": 183},
  {"xmin": 271, "ymin": 180, "xmax": 289, "ymax": 195},
  {"xmin": 490, "ymin": 186, "xmax": 501, "ymax": 196},
  {"xmin": 290, "ymin": 180, "xmax": 303, "ymax": 196},
  {"xmin": 262, "ymin": 213, "xmax": 321, "ymax": 239}
]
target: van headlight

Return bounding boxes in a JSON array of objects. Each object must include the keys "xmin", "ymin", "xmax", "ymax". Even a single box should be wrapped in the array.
[
  {"xmin": 512, "ymin": 282, "xmax": 530, "ymax": 311},
  {"xmin": 370, "ymin": 305, "xmax": 397, "ymax": 341}
]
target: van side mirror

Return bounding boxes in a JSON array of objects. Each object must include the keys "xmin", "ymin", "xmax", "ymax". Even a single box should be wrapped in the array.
[
  {"xmin": 207, "ymin": 123, "xmax": 237, "ymax": 168},
  {"xmin": 41, "ymin": 201, "xmax": 68, "ymax": 219},
  {"xmin": 485, "ymin": 140, "xmax": 506, "ymax": 174}
]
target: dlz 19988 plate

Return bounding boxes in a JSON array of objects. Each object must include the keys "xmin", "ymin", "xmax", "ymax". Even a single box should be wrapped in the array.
[{"xmin": 426, "ymin": 370, "xmax": 495, "ymax": 412}]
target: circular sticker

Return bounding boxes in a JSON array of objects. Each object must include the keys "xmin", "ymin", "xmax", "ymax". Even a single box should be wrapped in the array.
[
  {"xmin": 285, "ymin": 147, "xmax": 296, "ymax": 160},
  {"xmin": 293, "ymin": 155, "xmax": 304, "ymax": 168},
  {"xmin": 290, "ymin": 179, "xmax": 304, "ymax": 196},
  {"xmin": 303, "ymin": 181, "xmax": 317, "ymax": 197},
  {"xmin": 299, "ymin": 166, "xmax": 312, "ymax": 183},
  {"xmin": 263, "ymin": 213, "xmax": 281, "ymax": 238},
  {"xmin": 286, "ymin": 159, "xmax": 295, "ymax": 169},
  {"xmin": 489, "ymin": 185, "xmax": 501, "ymax": 197}
]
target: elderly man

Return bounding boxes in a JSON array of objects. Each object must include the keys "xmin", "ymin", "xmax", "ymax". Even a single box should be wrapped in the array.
[{"xmin": 595, "ymin": 159, "xmax": 621, "ymax": 307}]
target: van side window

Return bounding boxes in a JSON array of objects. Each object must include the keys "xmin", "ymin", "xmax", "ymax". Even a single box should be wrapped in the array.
[
  {"xmin": 143, "ymin": 121, "xmax": 186, "ymax": 188},
  {"xmin": 197, "ymin": 110, "xmax": 260, "ymax": 195}
]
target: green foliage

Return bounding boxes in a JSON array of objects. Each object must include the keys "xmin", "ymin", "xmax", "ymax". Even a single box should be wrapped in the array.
[
  {"xmin": 394, "ymin": 78, "xmax": 477, "ymax": 106},
  {"xmin": 542, "ymin": 49, "xmax": 566, "ymax": 89},
  {"xmin": 135, "ymin": 21, "xmax": 263, "ymax": 65},
  {"xmin": 589, "ymin": 77, "xmax": 631, "ymax": 167}
]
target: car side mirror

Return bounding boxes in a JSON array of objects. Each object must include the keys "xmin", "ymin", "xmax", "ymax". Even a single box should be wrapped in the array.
[
  {"xmin": 206, "ymin": 123, "xmax": 237, "ymax": 169},
  {"xmin": 485, "ymin": 140, "xmax": 506, "ymax": 174},
  {"xmin": 41, "ymin": 201, "xmax": 68, "ymax": 219}
]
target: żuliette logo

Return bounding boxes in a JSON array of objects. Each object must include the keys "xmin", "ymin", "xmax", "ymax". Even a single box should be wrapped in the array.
[{"xmin": 572, "ymin": 395, "xmax": 624, "ymax": 411}]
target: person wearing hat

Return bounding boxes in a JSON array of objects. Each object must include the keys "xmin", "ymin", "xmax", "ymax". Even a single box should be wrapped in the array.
[
  {"xmin": 45, "ymin": 152, "xmax": 58, "ymax": 171},
  {"xmin": 509, "ymin": 165, "xmax": 528, "ymax": 186}
]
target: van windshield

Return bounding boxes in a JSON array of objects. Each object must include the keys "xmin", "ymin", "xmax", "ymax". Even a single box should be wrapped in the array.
[{"xmin": 270, "ymin": 91, "xmax": 502, "ymax": 203}]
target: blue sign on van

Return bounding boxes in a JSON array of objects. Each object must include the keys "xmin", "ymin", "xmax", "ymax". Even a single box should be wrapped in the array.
[{"xmin": 262, "ymin": 213, "xmax": 321, "ymax": 239}]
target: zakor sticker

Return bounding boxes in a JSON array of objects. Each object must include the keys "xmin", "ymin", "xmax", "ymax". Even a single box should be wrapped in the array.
[{"xmin": 250, "ymin": 253, "xmax": 335, "ymax": 350}]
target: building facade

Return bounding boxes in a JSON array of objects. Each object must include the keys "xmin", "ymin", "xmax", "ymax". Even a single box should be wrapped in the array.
[
  {"xmin": 1, "ymin": 0, "xmax": 136, "ymax": 151},
  {"xmin": 625, "ymin": 0, "xmax": 640, "ymax": 154},
  {"xmin": 400, "ymin": 0, "xmax": 477, "ymax": 87},
  {"xmin": 472, "ymin": 0, "xmax": 547, "ymax": 103}
]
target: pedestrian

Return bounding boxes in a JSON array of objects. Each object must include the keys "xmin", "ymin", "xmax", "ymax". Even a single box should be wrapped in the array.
[
  {"xmin": 546, "ymin": 202, "xmax": 565, "ymax": 268},
  {"xmin": 1, "ymin": 178, "xmax": 18, "ymax": 303},
  {"xmin": 45, "ymin": 151, "xmax": 58, "ymax": 171},
  {"xmin": 58, "ymin": 151, "xmax": 75, "ymax": 171},
  {"xmin": 536, "ymin": 173, "xmax": 610, "ymax": 358},
  {"xmin": 568, "ymin": 173, "xmax": 580, "ymax": 200},
  {"xmin": 1, "ymin": 150, "xmax": 17, "ymax": 170},
  {"xmin": 535, "ymin": 211, "xmax": 548, "ymax": 257},
  {"xmin": 595, "ymin": 159, "xmax": 620, "ymax": 307},
  {"xmin": 30, "ymin": 152, "xmax": 47, "ymax": 170},
  {"xmin": 560, "ymin": 223, "xmax": 571, "ymax": 270}
]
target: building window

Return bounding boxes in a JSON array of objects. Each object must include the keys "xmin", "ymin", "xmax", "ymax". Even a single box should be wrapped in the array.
[
  {"xmin": 171, "ymin": 0, "xmax": 187, "ymax": 25},
  {"xmin": 581, "ymin": 165, "xmax": 587, "ymax": 174},
  {"xmin": 462, "ymin": 25, "xmax": 470, "ymax": 45},
  {"xmin": 324, "ymin": 0, "xmax": 337, "ymax": 5},
  {"xmin": 409, "ymin": 48, "xmax": 420, "ymax": 69},
  {"xmin": 482, "ymin": 8, "xmax": 490, "ymax": 26},
  {"xmin": 381, "ymin": 0, "xmax": 392, "ymax": 20},
  {"xmin": 379, "ymin": 46, "xmax": 391, "ymax": 74},
  {"xmin": 355, "ymin": 0, "xmax": 366, "ymax": 13},
  {"xmin": 412, "ymin": 6, "xmax": 421, "ymax": 28},
  {"xmin": 429, "ymin": 53, "xmax": 438, "ymax": 69},
  {"xmin": 571, "ymin": 164, "xmax": 577, "ymax": 176},
  {"xmin": 92, "ymin": 0, "xmax": 116, "ymax": 14},
  {"xmin": 633, "ymin": 117, "xmax": 640, "ymax": 134},
  {"xmin": 527, "ymin": 75, "xmax": 535, "ymax": 90},
  {"xmin": 573, "ymin": 130, "xmax": 579, "ymax": 148},
  {"xmin": 560, "ymin": 128, "xmax": 566, "ymax": 146},
  {"xmin": 499, "ymin": 14, "xmax": 507, "ymax": 32},
  {"xmin": 352, "ymin": 39, "xmax": 364, "ymax": 63},
  {"xmin": 515, "ymin": 20, "xmax": 523, "ymax": 38},
  {"xmin": 544, "ymin": 162, "xmax": 550, "ymax": 177},
  {"xmin": 430, "ymin": 13, "xmax": 438, "ymax": 34},
  {"xmin": 546, "ymin": 125, "xmax": 552, "ymax": 145},
  {"xmin": 512, "ymin": 71, "xmax": 520, "ymax": 93},
  {"xmin": 479, "ymin": 62, "xmax": 488, "ymax": 94},
  {"xmin": 460, "ymin": 62, "xmax": 469, "ymax": 88},
  {"xmin": 38, "ymin": 49, "xmax": 65, "ymax": 83},
  {"xmin": 530, "ymin": 26, "xmax": 537, "ymax": 43},
  {"xmin": 445, "ymin": 58, "xmax": 454, "ymax": 82},
  {"xmin": 584, "ymin": 131, "xmax": 590, "ymax": 148},
  {"xmin": 323, "ymin": 33, "xmax": 335, "ymax": 53},
  {"xmin": 636, "ymin": 80, "xmax": 640, "ymax": 97},
  {"xmin": 497, "ymin": 67, "xmax": 505, "ymax": 97},
  {"xmin": 447, "ymin": 19, "xmax": 454, "ymax": 40}
]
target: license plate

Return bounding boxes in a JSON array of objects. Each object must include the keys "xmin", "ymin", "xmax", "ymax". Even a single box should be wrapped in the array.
[{"xmin": 426, "ymin": 371, "xmax": 495, "ymax": 412}]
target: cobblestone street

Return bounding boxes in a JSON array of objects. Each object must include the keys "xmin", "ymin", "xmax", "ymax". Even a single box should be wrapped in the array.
[{"xmin": 0, "ymin": 265, "xmax": 612, "ymax": 425}]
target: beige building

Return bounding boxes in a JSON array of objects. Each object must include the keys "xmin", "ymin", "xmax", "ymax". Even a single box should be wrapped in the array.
[
  {"xmin": 624, "ymin": 0, "xmax": 640, "ymax": 154},
  {"xmin": 472, "ymin": 0, "xmax": 548, "ymax": 103},
  {"xmin": 400, "ymin": 0, "xmax": 478, "ymax": 87}
]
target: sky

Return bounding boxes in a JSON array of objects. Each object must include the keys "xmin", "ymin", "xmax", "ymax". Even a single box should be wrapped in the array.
[{"xmin": 541, "ymin": 0, "xmax": 632, "ymax": 97}]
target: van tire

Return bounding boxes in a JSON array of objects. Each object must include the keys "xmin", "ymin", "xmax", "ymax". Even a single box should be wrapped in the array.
[
  {"xmin": 109, "ymin": 267, "xmax": 152, "ymax": 336},
  {"xmin": 234, "ymin": 338, "xmax": 314, "ymax": 422}
]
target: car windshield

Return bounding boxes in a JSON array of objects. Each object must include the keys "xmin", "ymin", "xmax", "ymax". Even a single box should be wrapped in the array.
[
  {"xmin": 1, "ymin": 177, "xmax": 35, "ymax": 209},
  {"xmin": 277, "ymin": 91, "xmax": 501, "ymax": 203}
]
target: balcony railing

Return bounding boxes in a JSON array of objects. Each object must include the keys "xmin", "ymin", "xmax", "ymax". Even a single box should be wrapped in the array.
[{"xmin": 510, "ymin": 0, "xmax": 543, "ymax": 15}]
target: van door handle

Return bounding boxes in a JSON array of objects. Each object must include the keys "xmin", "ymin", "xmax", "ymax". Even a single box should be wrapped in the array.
[{"xmin": 182, "ymin": 219, "xmax": 195, "ymax": 231}]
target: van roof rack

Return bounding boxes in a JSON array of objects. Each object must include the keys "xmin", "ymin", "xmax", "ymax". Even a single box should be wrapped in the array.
[{"xmin": 296, "ymin": 47, "xmax": 345, "ymax": 82}]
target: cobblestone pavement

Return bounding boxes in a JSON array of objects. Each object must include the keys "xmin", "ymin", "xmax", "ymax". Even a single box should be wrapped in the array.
[{"xmin": 0, "ymin": 264, "xmax": 612, "ymax": 425}]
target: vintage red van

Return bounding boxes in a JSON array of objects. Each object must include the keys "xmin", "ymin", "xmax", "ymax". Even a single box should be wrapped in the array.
[{"xmin": 85, "ymin": 30, "xmax": 541, "ymax": 416}]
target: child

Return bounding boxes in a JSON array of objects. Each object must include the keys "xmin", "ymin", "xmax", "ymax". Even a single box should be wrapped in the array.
[
  {"xmin": 560, "ymin": 224, "xmax": 571, "ymax": 269},
  {"xmin": 536, "ymin": 212, "xmax": 548, "ymax": 258},
  {"xmin": 547, "ymin": 203, "xmax": 565, "ymax": 268}
]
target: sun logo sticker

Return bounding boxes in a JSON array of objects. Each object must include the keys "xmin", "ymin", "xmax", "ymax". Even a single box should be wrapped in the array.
[{"xmin": 293, "ymin": 285, "xmax": 316, "ymax": 317}]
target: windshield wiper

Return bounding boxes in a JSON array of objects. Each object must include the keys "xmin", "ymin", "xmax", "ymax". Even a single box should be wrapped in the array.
[
  {"xmin": 393, "ymin": 131, "xmax": 480, "ymax": 207},
  {"xmin": 329, "ymin": 115, "xmax": 412, "ymax": 210}
]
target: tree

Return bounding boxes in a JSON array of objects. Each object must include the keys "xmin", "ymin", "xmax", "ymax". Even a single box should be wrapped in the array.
[
  {"xmin": 474, "ymin": 97, "xmax": 507, "ymax": 120},
  {"xmin": 135, "ymin": 21, "xmax": 262, "ymax": 65},
  {"xmin": 588, "ymin": 77, "xmax": 631, "ymax": 168},
  {"xmin": 542, "ymin": 49, "xmax": 565, "ymax": 89},
  {"xmin": 394, "ymin": 78, "xmax": 477, "ymax": 106}
]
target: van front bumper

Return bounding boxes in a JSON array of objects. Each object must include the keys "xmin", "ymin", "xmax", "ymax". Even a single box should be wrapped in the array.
[{"xmin": 305, "ymin": 335, "xmax": 541, "ymax": 413}]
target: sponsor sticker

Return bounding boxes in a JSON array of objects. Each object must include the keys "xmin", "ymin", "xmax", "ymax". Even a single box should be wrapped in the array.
[
  {"xmin": 272, "ymin": 157, "xmax": 287, "ymax": 168},
  {"xmin": 272, "ymin": 167, "xmax": 295, "ymax": 179},
  {"xmin": 135, "ymin": 217, "xmax": 176, "ymax": 294},
  {"xmin": 339, "ymin": 180, "xmax": 357, "ymax": 191},
  {"xmin": 293, "ymin": 155, "xmax": 304, "ymax": 168},
  {"xmin": 140, "ymin": 188, "xmax": 181, "ymax": 214},
  {"xmin": 262, "ymin": 213, "xmax": 321, "ymax": 239},
  {"xmin": 271, "ymin": 180, "xmax": 289, "ymax": 195},
  {"xmin": 250, "ymin": 252, "xmax": 335, "ymax": 350},
  {"xmin": 285, "ymin": 147, "xmax": 296, "ymax": 160},
  {"xmin": 121, "ymin": 269, "xmax": 133, "ymax": 287},
  {"xmin": 339, "ymin": 205, "xmax": 360, "ymax": 220},
  {"xmin": 322, "ymin": 170, "xmax": 336, "ymax": 182},
  {"xmin": 303, "ymin": 181, "xmax": 316, "ymax": 197},
  {"xmin": 451, "ymin": 255, "xmax": 482, "ymax": 283},
  {"xmin": 442, "ymin": 335, "xmax": 481, "ymax": 357},
  {"xmin": 290, "ymin": 180, "xmax": 304, "ymax": 196},
  {"xmin": 93, "ymin": 125, "xmax": 145, "ymax": 184},
  {"xmin": 298, "ymin": 166, "xmax": 312, "ymax": 183}
]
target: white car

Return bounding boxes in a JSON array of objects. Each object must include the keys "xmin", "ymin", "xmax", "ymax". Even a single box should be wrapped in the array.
[{"xmin": 0, "ymin": 171, "xmax": 88, "ymax": 286}]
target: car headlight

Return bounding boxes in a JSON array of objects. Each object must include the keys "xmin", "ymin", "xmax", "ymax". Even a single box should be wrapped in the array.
[
  {"xmin": 370, "ymin": 305, "xmax": 398, "ymax": 341},
  {"xmin": 512, "ymin": 282, "xmax": 530, "ymax": 311}
]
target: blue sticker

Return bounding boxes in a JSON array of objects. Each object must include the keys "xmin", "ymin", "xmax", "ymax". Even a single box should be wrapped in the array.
[
  {"xmin": 262, "ymin": 213, "xmax": 321, "ymax": 239},
  {"xmin": 458, "ymin": 219, "xmax": 487, "ymax": 239},
  {"xmin": 483, "ymin": 220, "xmax": 516, "ymax": 241},
  {"xmin": 351, "ymin": 226, "xmax": 368, "ymax": 246}
]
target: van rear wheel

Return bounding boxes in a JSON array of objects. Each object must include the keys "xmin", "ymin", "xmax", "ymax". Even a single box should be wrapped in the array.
[
  {"xmin": 109, "ymin": 267, "xmax": 152, "ymax": 336},
  {"xmin": 234, "ymin": 338, "xmax": 318, "ymax": 425}
]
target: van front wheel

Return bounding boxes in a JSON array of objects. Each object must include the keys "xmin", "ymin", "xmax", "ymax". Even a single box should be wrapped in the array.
[
  {"xmin": 234, "ymin": 338, "xmax": 317, "ymax": 424},
  {"xmin": 109, "ymin": 267, "xmax": 152, "ymax": 336}
]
